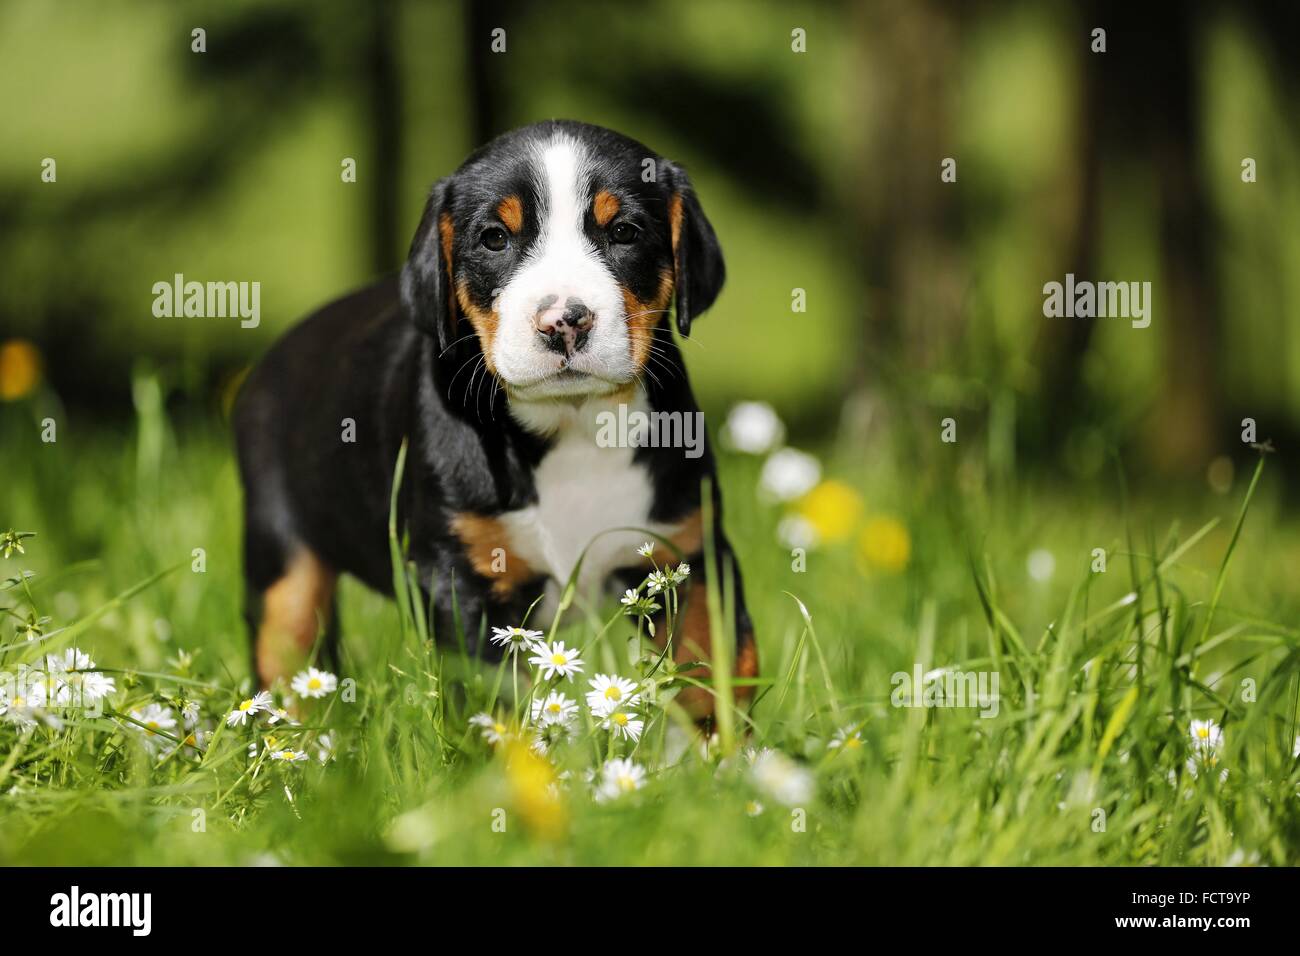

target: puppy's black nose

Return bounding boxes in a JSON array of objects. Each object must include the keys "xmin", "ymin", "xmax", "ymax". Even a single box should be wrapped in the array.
[{"xmin": 535, "ymin": 296, "xmax": 594, "ymax": 356}]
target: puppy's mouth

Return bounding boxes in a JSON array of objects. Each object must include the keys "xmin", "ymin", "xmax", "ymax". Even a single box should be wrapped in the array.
[{"xmin": 507, "ymin": 362, "xmax": 624, "ymax": 401}]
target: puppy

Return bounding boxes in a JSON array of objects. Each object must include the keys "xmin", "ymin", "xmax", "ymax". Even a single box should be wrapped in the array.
[{"xmin": 233, "ymin": 120, "xmax": 757, "ymax": 718}]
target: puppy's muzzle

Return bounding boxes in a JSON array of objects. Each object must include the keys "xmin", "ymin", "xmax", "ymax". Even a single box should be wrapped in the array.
[{"xmin": 534, "ymin": 295, "xmax": 594, "ymax": 357}]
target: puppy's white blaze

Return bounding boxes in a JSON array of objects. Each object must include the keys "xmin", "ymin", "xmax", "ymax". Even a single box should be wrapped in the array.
[{"xmin": 494, "ymin": 134, "xmax": 632, "ymax": 399}]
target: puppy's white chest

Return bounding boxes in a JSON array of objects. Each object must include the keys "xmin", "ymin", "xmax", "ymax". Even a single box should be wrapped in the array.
[{"xmin": 499, "ymin": 436, "xmax": 666, "ymax": 595}]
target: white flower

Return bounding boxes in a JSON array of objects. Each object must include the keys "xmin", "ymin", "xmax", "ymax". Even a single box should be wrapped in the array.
[
  {"xmin": 271, "ymin": 748, "xmax": 309, "ymax": 763},
  {"xmin": 291, "ymin": 667, "xmax": 337, "ymax": 699},
  {"xmin": 723, "ymin": 401, "xmax": 785, "ymax": 455},
  {"xmin": 470, "ymin": 712, "xmax": 511, "ymax": 745},
  {"xmin": 601, "ymin": 709, "xmax": 644, "ymax": 742},
  {"xmin": 531, "ymin": 691, "xmax": 578, "ymax": 727},
  {"xmin": 1027, "ymin": 548, "xmax": 1056, "ymax": 582},
  {"xmin": 226, "ymin": 690, "xmax": 273, "ymax": 727},
  {"xmin": 130, "ymin": 703, "xmax": 177, "ymax": 742},
  {"xmin": 267, "ymin": 706, "xmax": 297, "ymax": 726},
  {"xmin": 596, "ymin": 758, "xmax": 646, "ymax": 801},
  {"xmin": 1189, "ymin": 718, "xmax": 1223, "ymax": 756},
  {"xmin": 828, "ymin": 725, "xmax": 863, "ymax": 752},
  {"xmin": 620, "ymin": 589, "xmax": 640, "ymax": 606},
  {"xmin": 636, "ymin": 542, "xmax": 655, "ymax": 558},
  {"xmin": 586, "ymin": 674, "xmax": 641, "ymax": 718},
  {"xmin": 746, "ymin": 800, "xmax": 765, "ymax": 817},
  {"xmin": 48, "ymin": 652, "xmax": 116, "ymax": 707},
  {"xmin": 759, "ymin": 448, "xmax": 820, "ymax": 502},
  {"xmin": 315, "ymin": 733, "xmax": 336, "ymax": 764},
  {"xmin": 0, "ymin": 690, "xmax": 40, "ymax": 729},
  {"xmin": 776, "ymin": 514, "xmax": 818, "ymax": 549},
  {"xmin": 644, "ymin": 570, "xmax": 671, "ymax": 596},
  {"xmin": 490, "ymin": 626, "xmax": 544, "ymax": 653},
  {"xmin": 665, "ymin": 562, "xmax": 691, "ymax": 587},
  {"xmin": 528, "ymin": 641, "xmax": 584, "ymax": 681},
  {"xmin": 1293, "ymin": 735, "xmax": 1300, "ymax": 759},
  {"xmin": 181, "ymin": 699, "xmax": 201, "ymax": 726},
  {"xmin": 749, "ymin": 749, "xmax": 814, "ymax": 807},
  {"xmin": 530, "ymin": 720, "xmax": 575, "ymax": 755}
]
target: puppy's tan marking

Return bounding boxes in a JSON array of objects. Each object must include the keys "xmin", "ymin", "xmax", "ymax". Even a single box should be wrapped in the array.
[
  {"xmin": 593, "ymin": 190, "xmax": 620, "ymax": 227},
  {"xmin": 438, "ymin": 212, "xmax": 459, "ymax": 338},
  {"xmin": 256, "ymin": 549, "xmax": 336, "ymax": 688},
  {"xmin": 497, "ymin": 195, "xmax": 524, "ymax": 233},
  {"xmin": 668, "ymin": 193, "xmax": 684, "ymax": 254},
  {"xmin": 455, "ymin": 279, "xmax": 500, "ymax": 372},
  {"xmin": 450, "ymin": 512, "xmax": 536, "ymax": 597},
  {"xmin": 622, "ymin": 269, "xmax": 674, "ymax": 371},
  {"xmin": 658, "ymin": 576, "xmax": 759, "ymax": 719},
  {"xmin": 645, "ymin": 508, "xmax": 702, "ymax": 566}
]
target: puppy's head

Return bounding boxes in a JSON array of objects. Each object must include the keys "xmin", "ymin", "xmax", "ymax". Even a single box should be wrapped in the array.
[{"xmin": 401, "ymin": 121, "xmax": 724, "ymax": 402}]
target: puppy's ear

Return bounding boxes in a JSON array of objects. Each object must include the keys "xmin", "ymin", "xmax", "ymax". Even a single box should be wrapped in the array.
[
  {"xmin": 400, "ymin": 177, "xmax": 457, "ymax": 351},
  {"xmin": 663, "ymin": 162, "xmax": 725, "ymax": 337}
]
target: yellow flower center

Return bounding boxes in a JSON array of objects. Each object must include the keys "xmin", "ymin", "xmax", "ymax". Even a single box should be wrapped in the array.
[
  {"xmin": 604, "ymin": 686, "xmax": 622, "ymax": 701},
  {"xmin": 613, "ymin": 712, "xmax": 628, "ymax": 726},
  {"xmin": 308, "ymin": 677, "xmax": 322, "ymax": 690},
  {"xmin": 618, "ymin": 775, "xmax": 637, "ymax": 791},
  {"xmin": 493, "ymin": 723, "xmax": 507, "ymax": 736},
  {"xmin": 844, "ymin": 736, "xmax": 862, "ymax": 749},
  {"xmin": 146, "ymin": 721, "xmax": 159, "ymax": 733},
  {"xmin": 547, "ymin": 702, "xmax": 561, "ymax": 714},
  {"xmin": 239, "ymin": 699, "xmax": 253, "ymax": 711},
  {"xmin": 551, "ymin": 654, "xmax": 566, "ymax": 666},
  {"xmin": 1196, "ymin": 727, "xmax": 1209, "ymax": 738}
]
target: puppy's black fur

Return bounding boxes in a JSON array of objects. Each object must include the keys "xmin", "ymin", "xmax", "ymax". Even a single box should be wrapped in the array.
[{"xmin": 234, "ymin": 121, "xmax": 756, "ymax": 713}]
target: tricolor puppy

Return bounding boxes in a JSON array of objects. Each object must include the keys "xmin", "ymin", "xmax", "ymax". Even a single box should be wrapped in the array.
[{"xmin": 234, "ymin": 120, "xmax": 757, "ymax": 719}]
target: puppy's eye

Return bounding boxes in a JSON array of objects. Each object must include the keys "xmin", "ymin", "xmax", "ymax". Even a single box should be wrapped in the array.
[
  {"xmin": 609, "ymin": 222, "xmax": 640, "ymax": 244},
  {"xmin": 480, "ymin": 226, "xmax": 509, "ymax": 252}
]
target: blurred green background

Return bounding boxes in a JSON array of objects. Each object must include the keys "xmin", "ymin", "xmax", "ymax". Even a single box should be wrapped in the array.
[
  {"xmin": 4, "ymin": 0, "xmax": 1297, "ymax": 483},
  {"xmin": 4, "ymin": 0, "xmax": 1300, "ymax": 868}
]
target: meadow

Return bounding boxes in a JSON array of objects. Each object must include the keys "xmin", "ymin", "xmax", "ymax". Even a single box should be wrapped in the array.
[{"xmin": 2, "ymin": 375, "xmax": 1299, "ymax": 867}]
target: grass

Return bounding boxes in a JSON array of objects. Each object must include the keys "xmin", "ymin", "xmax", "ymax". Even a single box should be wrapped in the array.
[{"xmin": 2, "ymin": 379, "xmax": 1300, "ymax": 867}]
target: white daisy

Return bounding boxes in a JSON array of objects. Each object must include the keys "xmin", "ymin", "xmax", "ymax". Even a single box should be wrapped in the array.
[
  {"xmin": 528, "ymin": 641, "xmax": 584, "ymax": 681},
  {"xmin": 0, "ymin": 690, "xmax": 40, "ymax": 729},
  {"xmin": 490, "ymin": 625, "xmax": 545, "ymax": 653},
  {"xmin": 586, "ymin": 674, "xmax": 641, "ymax": 718},
  {"xmin": 1189, "ymin": 718, "xmax": 1223, "ymax": 757},
  {"xmin": 470, "ymin": 712, "xmax": 511, "ymax": 745},
  {"xmin": 828, "ymin": 725, "xmax": 864, "ymax": 752},
  {"xmin": 596, "ymin": 758, "xmax": 646, "ymax": 801},
  {"xmin": 531, "ymin": 691, "xmax": 578, "ymax": 727},
  {"xmin": 291, "ymin": 667, "xmax": 337, "ymax": 699},
  {"xmin": 759, "ymin": 448, "xmax": 821, "ymax": 502},
  {"xmin": 267, "ymin": 705, "xmax": 298, "ymax": 725},
  {"xmin": 723, "ymin": 401, "xmax": 785, "ymax": 455},
  {"xmin": 749, "ymin": 749, "xmax": 814, "ymax": 807},
  {"xmin": 530, "ymin": 720, "xmax": 575, "ymax": 755},
  {"xmin": 644, "ymin": 570, "xmax": 671, "ymax": 596},
  {"xmin": 130, "ymin": 703, "xmax": 177, "ymax": 742},
  {"xmin": 271, "ymin": 748, "xmax": 309, "ymax": 762},
  {"xmin": 601, "ymin": 709, "xmax": 644, "ymax": 742},
  {"xmin": 226, "ymin": 690, "xmax": 273, "ymax": 727}
]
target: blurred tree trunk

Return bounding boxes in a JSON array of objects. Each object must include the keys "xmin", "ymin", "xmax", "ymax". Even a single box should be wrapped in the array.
[
  {"xmin": 366, "ymin": 0, "xmax": 402, "ymax": 273},
  {"xmin": 847, "ymin": 0, "xmax": 965, "ymax": 437}
]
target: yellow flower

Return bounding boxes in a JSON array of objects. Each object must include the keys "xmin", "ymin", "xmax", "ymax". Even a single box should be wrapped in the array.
[
  {"xmin": 0, "ymin": 339, "xmax": 42, "ymax": 401},
  {"xmin": 795, "ymin": 480, "xmax": 863, "ymax": 544},
  {"xmin": 858, "ymin": 515, "xmax": 911, "ymax": 572},
  {"xmin": 504, "ymin": 740, "xmax": 566, "ymax": 841}
]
